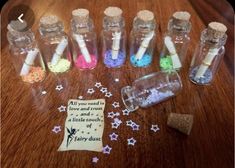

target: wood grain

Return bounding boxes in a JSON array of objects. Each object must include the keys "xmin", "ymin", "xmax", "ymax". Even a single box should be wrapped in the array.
[{"xmin": 1, "ymin": 0, "xmax": 234, "ymax": 168}]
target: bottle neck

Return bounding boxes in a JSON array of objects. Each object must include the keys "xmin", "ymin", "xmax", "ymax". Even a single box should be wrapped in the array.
[
  {"xmin": 71, "ymin": 18, "xmax": 94, "ymax": 34},
  {"xmin": 167, "ymin": 18, "xmax": 191, "ymax": 35},
  {"xmin": 39, "ymin": 21, "xmax": 64, "ymax": 37},
  {"xmin": 132, "ymin": 17, "xmax": 156, "ymax": 32},
  {"xmin": 103, "ymin": 16, "xmax": 125, "ymax": 31}
]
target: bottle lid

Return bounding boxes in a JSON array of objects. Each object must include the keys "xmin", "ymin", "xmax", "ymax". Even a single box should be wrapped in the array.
[
  {"xmin": 104, "ymin": 7, "xmax": 122, "ymax": 21},
  {"xmin": 72, "ymin": 8, "xmax": 89, "ymax": 23},
  {"xmin": 172, "ymin": 11, "xmax": 191, "ymax": 27},
  {"xmin": 137, "ymin": 10, "xmax": 154, "ymax": 22},
  {"xmin": 40, "ymin": 15, "xmax": 58, "ymax": 25},
  {"xmin": 207, "ymin": 22, "xmax": 227, "ymax": 39}
]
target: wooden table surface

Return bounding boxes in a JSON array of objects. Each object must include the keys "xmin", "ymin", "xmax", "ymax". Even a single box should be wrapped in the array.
[{"xmin": 1, "ymin": 0, "xmax": 234, "ymax": 168}]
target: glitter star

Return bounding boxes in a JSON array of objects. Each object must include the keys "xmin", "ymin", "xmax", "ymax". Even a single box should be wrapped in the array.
[
  {"xmin": 114, "ymin": 112, "xmax": 120, "ymax": 116},
  {"xmin": 92, "ymin": 157, "xmax": 99, "ymax": 163},
  {"xmin": 114, "ymin": 118, "xmax": 122, "ymax": 124},
  {"xmin": 127, "ymin": 137, "xmax": 136, "ymax": 146},
  {"xmin": 58, "ymin": 105, "xmax": 66, "ymax": 112},
  {"xmin": 112, "ymin": 102, "xmax": 120, "ymax": 108},
  {"xmin": 78, "ymin": 96, "xmax": 83, "ymax": 99},
  {"xmin": 131, "ymin": 123, "xmax": 140, "ymax": 131},
  {"xmin": 105, "ymin": 92, "xmax": 112, "ymax": 98},
  {"xmin": 55, "ymin": 84, "xmax": 63, "ymax": 91},
  {"xmin": 103, "ymin": 145, "xmax": 112, "ymax": 154},
  {"xmin": 109, "ymin": 132, "xmax": 118, "ymax": 141},
  {"xmin": 87, "ymin": 88, "xmax": 95, "ymax": 94},
  {"xmin": 126, "ymin": 120, "xmax": 134, "ymax": 126},
  {"xmin": 111, "ymin": 122, "xmax": 120, "ymax": 129},
  {"xmin": 52, "ymin": 125, "xmax": 61, "ymax": 133},
  {"xmin": 100, "ymin": 87, "xmax": 108, "ymax": 93},
  {"xmin": 122, "ymin": 109, "xmax": 130, "ymax": 116},
  {"xmin": 94, "ymin": 82, "xmax": 102, "ymax": 88},
  {"xmin": 41, "ymin": 90, "xmax": 47, "ymax": 95},
  {"xmin": 107, "ymin": 112, "xmax": 115, "ymax": 118},
  {"xmin": 151, "ymin": 124, "xmax": 160, "ymax": 132}
]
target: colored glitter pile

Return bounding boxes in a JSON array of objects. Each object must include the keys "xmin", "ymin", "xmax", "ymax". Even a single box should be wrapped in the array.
[
  {"xmin": 140, "ymin": 88, "xmax": 174, "ymax": 107},
  {"xmin": 189, "ymin": 66, "xmax": 213, "ymax": 84},
  {"xmin": 75, "ymin": 54, "xmax": 97, "ymax": 69},
  {"xmin": 48, "ymin": 58, "xmax": 71, "ymax": 73},
  {"xmin": 103, "ymin": 50, "xmax": 125, "ymax": 68},
  {"xmin": 21, "ymin": 66, "xmax": 46, "ymax": 83},
  {"xmin": 160, "ymin": 56, "xmax": 173, "ymax": 70},
  {"xmin": 130, "ymin": 54, "xmax": 152, "ymax": 67}
]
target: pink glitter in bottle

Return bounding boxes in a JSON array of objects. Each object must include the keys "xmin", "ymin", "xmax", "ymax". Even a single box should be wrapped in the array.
[{"xmin": 75, "ymin": 54, "xmax": 97, "ymax": 69}]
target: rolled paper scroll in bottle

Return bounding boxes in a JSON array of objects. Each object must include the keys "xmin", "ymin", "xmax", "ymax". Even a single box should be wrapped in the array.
[
  {"xmin": 20, "ymin": 48, "xmax": 39, "ymax": 76},
  {"xmin": 111, "ymin": 31, "xmax": 121, "ymax": 60},
  {"xmin": 135, "ymin": 31, "xmax": 154, "ymax": 60},
  {"xmin": 74, "ymin": 34, "xmax": 91, "ymax": 63},
  {"xmin": 51, "ymin": 38, "xmax": 68, "ymax": 65},
  {"xmin": 195, "ymin": 47, "xmax": 220, "ymax": 78},
  {"xmin": 164, "ymin": 36, "xmax": 182, "ymax": 69}
]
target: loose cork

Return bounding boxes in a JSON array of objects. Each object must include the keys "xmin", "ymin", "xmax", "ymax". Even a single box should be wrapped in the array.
[
  {"xmin": 207, "ymin": 22, "xmax": 227, "ymax": 39},
  {"xmin": 40, "ymin": 15, "xmax": 58, "ymax": 25},
  {"xmin": 172, "ymin": 11, "xmax": 191, "ymax": 27},
  {"xmin": 104, "ymin": 7, "xmax": 122, "ymax": 21},
  {"xmin": 72, "ymin": 8, "xmax": 89, "ymax": 23},
  {"xmin": 137, "ymin": 10, "xmax": 154, "ymax": 22},
  {"xmin": 8, "ymin": 20, "xmax": 27, "ymax": 32},
  {"xmin": 167, "ymin": 113, "xmax": 194, "ymax": 135}
]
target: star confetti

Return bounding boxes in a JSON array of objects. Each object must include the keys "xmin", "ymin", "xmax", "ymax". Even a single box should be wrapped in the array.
[
  {"xmin": 107, "ymin": 112, "xmax": 115, "ymax": 118},
  {"xmin": 78, "ymin": 96, "xmax": 83, "ymax": 100},
  {"xmin": 87, "ymin": 88, "xmax": 95, "ymax": 94},
  {"xmin": 109, "ymin": 132, "xmax": 118, "ymax": 141},
  {"xmin": 126, "ymin": 120, "xmax": 134, "ymax": 126},
  {"xmin": 94, "ymin": 82, "xmax": 102, "ymax": 88},
  {"xmin": 111, "ymin": 122, "xmax": 120, "ymax": 129},
  {"xmin": 55, "ymin": 84, "xmax": 63, "ymax": 91},
  {"xmin": 105, "ymin": 92, "xmax": 113, "ymax": 98},
  {"xmin": 58, "ymin": 105, "xmax": 66, "ymax": 112},
  {"xmin": 100, "ymin": 87, "xmax": 108, "ymax": 93},
  {"xmin": 112, "ymin": 102, "xmax": 120, "ymax": 108},
  {"xmin": 103, "ymin": 145, "xmax": 112, "ymax": 154},
  {"xmin": 151, "ymin": 124, "xmax": 160, "ymax": 132},
  {"xmin": 127, "ymin": 137, "xmax": 136, "ymax": 146},
  {"xmin": 114, "ymin": 118, "xmax": 122, "ymax": 124},
  {"xmin": 41, "ymin": 90, "xmax": 47, "ymax": 95},
  {"xmin": 122, "ymin": 109, "xmax": 131, "ymax": 116},
  {"xmin": 132, "ymin": 123, "xmax": 140, "ymax": 131},
  {"xmin": 52, "ymin": 125, "xmax": 61, "ymax": 134},
  {"xmin": 92, "ymin": 157, "xmax": 99, "ymax": 163}
]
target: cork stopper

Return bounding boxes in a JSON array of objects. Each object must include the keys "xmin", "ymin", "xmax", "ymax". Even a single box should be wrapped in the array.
[
  {"xmin": 167, "ymin": 113, "xmax": 194, "ymax": 135},
  {"xmin": 7, "ymin": 20, "xmax": 28, "ymax": 32},
  {"xmin": 40, "ymin": 15, "xmax": 58, "ymax": 25},
  {"xmin": 137, "ymin": 10, "xmax": 154, "ymax": 22},
  {"xmin": 104, "ymin": 7, "xmax": 122, "ymax": 21},
  {"xmin": 207, "ymin": 22, "xmax": 227, "ymax": 39},
  {"xmin": 72, "ymin": 8, "xmax": 89, "ymax": 23},
  {"xmin": 172, "ymin": 11, "xmax": 191, "ymax": 27}
]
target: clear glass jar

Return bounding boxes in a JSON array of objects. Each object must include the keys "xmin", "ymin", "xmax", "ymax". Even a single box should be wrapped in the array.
[
  {"xmin": 160, "ymin": 12, "xmax": 191, "ymax": 71},
  {"xmin": 121, "ymin": 71, "xmax": 182, "ymax": 111},
  {"xmin": 189, "ymin": 23, "xmax": 227, "ymax": 85},
  {"xmin": 101, "ymin": 7, "xmax": 126, "ymax": 68},
  {"xmin": 7, "ymin": 20, "xmax": 46, "ymax": 84},
  {"xmin": 39, "ymin": 15, "xmax": 72, "ymax": 74},
  {"xmin": 130, "ymin": 10, "xmax": 156, "ymax": 67},
  {"xmin": 71, "ymin": 9, "xmax": 98, "ymax": 70}
]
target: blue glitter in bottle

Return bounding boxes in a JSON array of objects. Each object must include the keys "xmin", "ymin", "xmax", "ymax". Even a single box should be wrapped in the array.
[{"xmin": 130, "ymin": 54, "xmax": 152, "ymax": 67}]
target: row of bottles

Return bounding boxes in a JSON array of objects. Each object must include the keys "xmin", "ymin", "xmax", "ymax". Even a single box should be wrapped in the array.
[{"xmin": 7, "ymin": 7, "xmax": 227, "ymax": 86}]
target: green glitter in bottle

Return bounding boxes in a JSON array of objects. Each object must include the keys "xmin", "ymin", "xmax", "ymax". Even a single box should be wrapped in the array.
[{"xmin": 160, "ymin": 56, "xmax": 173, "ymax": 70}]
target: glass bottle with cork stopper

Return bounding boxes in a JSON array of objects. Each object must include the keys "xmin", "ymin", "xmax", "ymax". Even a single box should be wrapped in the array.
[
  {"xmin": 102, "ymin": 7, "xmax": 126, "ymax": 68},
  {"xmin": 160, "ymin": 11, "xmax": 191, "ymax": 71},
  {"xmin": 121, "ymin": 71, "xmax": 182, "ymax": 112},
  {"xmin": 7, "ymin": 20, "xmax": 46, "ymax": 84},
  {"xmin": 39, "ymin": 15, "xmax": 72, "ymax": 74},
  {"xmin": 71, "ymin": 8, "xmax": 98, "ymax": 70},
  {"xmin": 189, "ymin": 22, "xmax": 227, "ymax": 85},
  {"xmin": 130, "ymin": 10, "xmax": 156, "ymax": 67}
]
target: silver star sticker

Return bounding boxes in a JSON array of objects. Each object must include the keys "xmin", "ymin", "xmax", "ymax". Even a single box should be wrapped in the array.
[
  {"xmin": 111, "ymin": 122, "xmax": 120, "ymax": 129},
  {"xmin": 78, "ymin": 96, "xmax": 83, "ymax": 99},
  {"xmin": 150, "ymin": 124, "xmax": 160, "ymax": 132},
  {"xmin": 105, "ymin": 92, "xmax": 112, "ymax": 98},
  {"xmin": 58, "ymin": 105, "xmax": 66, "ymax": 112},
  {"xmin": 41, "ymin": 90, "xmax": 47, "ymax": 95},
  {"xmin": 112, "ymin": 102, "xmax": 120, "ymax": 108},
  {"xmin": 122, "ymin": 109, "xmax": 130, "ymax": 115},
  {"xmin": 87, "ymin": 88, "xmax": 95, "ymax": 94},
  {"xmin": 92, "ymin": 157, "xmax": 99, "ymax": 163},
  {"xmin": 94, "ymin": 82, "xmax": 102, "ymax": 88},
  {"xmin": 52, "ymin": 125, "xmax": 61, "ymax": 134},
  {"xmin": 107, "ymin": 112, "xmax": 115, "ymax": 118},
  {"xmin": 55, "ymin": 84, "xmax": 63, "ymax": 91},
  {"xmin": 126, "ymin": 120, "xmax": 134, "ymax": 126},
  {"xmin": 127, "ymin": 137, "xmax": 136, "ymax": 146},
  {"xmin": 100, "ymin": 87, "xmax": 108, "ymax": 93},
  {"xmin": 102, "ymin": 145, "xmax": 112, "ymax": 154},
  {"xmin": 109, "ymin": 132, "xmax": 118, "ymax": 141},
  {"xmin": 131, "ymin": 123, "xmax": 140, "ymax": 131}
]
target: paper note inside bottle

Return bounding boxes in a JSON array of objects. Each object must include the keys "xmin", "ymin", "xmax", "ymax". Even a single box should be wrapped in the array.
[
  {"xmin": 51, "ymin": 38, "xmax": 68, "ymax": 65},
  {"xmin": 20, "ymin": 48, "xmax": 38, "ymax": 76},
  {"xmin": 111, "ymin": 32, "xmax": 121, "ymax": 59},
  {"xmin": 58, "ymin": 99, "xmax": 105, "ymax": 152}
]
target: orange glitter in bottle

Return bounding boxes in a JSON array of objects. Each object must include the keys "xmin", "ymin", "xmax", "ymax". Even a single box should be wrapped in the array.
[{"xmin": 21, "ymin": 67, "xmax": 46, "ymax": 83}]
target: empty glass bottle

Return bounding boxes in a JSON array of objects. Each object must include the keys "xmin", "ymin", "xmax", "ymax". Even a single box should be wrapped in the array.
[
  {"xmin": 121, "ymin": 71, "xmax": 182, "ymax": 111},
  {"xmin": 71, "ymin": 9, "xmax": 98, "ymax": 70},
  {"xmin": 189, "ymin": 22, "xmax": 227, "ymax": 85},
  {"xmin": 7, "ymin": 20, "xmax": 46, "ymax": 84},
  {"xmin": 39, "ymin": 15, "xmax": 72, "ymax": 74},
  {"xmin": 101, "ymin": 7, "xmax": 126, "ymax": 68},
  {"xmin": 160, "ymin": 11, "xmax": 191, "ymax": 71},
  {"xmin": 130, "ymin": 10, "xmax": 156, "ymax": 67}
]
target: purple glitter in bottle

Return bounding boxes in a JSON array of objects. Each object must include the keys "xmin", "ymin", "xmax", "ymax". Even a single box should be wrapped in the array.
[{"xmin": 103, "ymin": 50, "xmax": 125, "ymax": 68}]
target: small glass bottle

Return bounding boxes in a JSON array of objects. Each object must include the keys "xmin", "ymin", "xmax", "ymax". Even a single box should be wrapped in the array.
[
  {"xmin": 39, "ymin": 15, "xmax": 72, "ymax": 74},
  {"xmin": 160, "ymin": 11, "xmax": 191, "ymax": 71},
  {"xmin": 7, "ymin": 20, "xmax": 46, "ymax": 84},
  {"xmin": 130, "ymin": 10, "xmax": 156, "ymax": 67},
  {"xmin": 121, "ymin": 71, "xmax": 182, "ymax": 111},
  {"xmin": 101, "ymin": 7, "xmax": 126, "ymax": 68},
  {"xmin": 71, "ymin": 9, "xmax": 98, "ymax": 70},
  {"xmin": 189, "ymin": 22, "xmax": 227, "ymax": 85}
]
